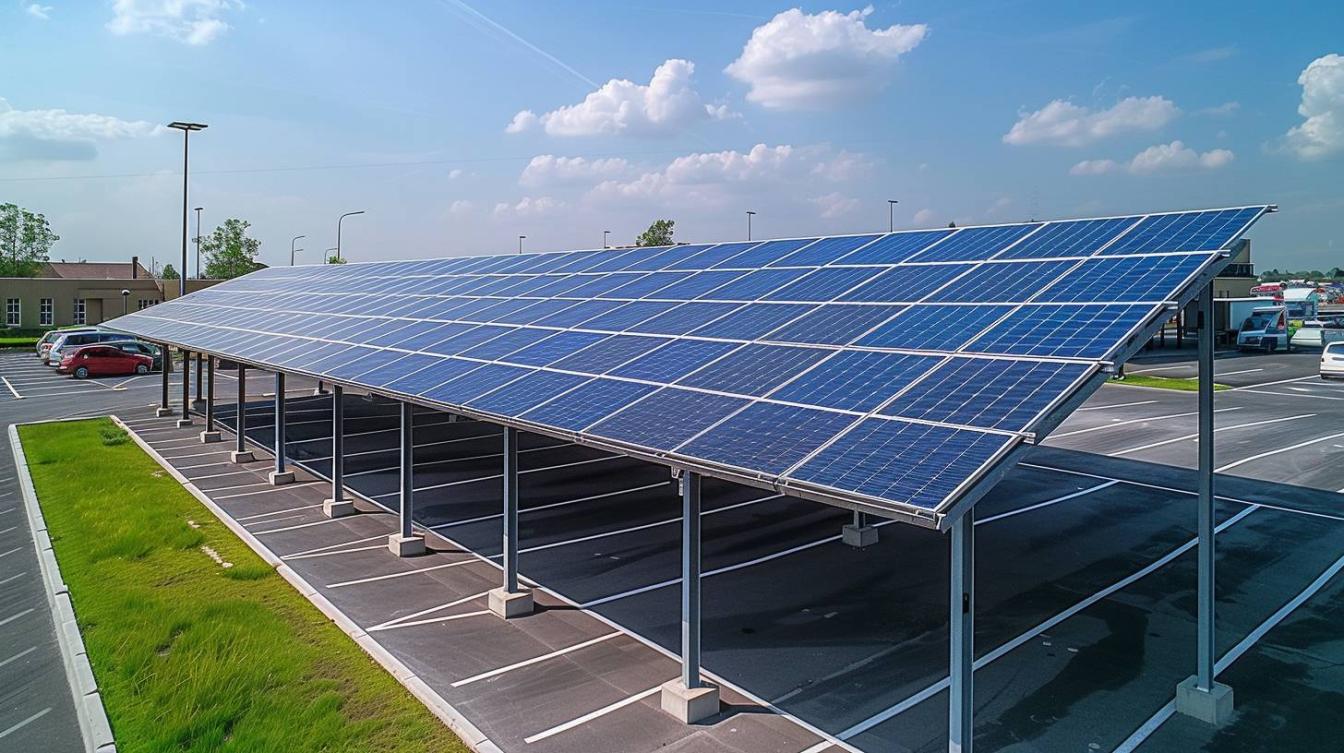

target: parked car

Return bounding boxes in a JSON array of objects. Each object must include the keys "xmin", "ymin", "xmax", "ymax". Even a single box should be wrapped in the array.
[
  {"xmin": 110, "ymin": 340, "xmax": 163, "ymax": 371},
  {"xmin": 57, "ymin": 344, "xmax": 153, "ymax": 379},
  {"xmin": 1322, "ymin": 342, "xmax": 1344, "ymax": 380},
  {"xmin": 36, "ymin": 327, "xmax": 96, "ymax": 360},
  {"xmin": 45, "ymin": 331, "xmax": 134, "ymax": 365}
]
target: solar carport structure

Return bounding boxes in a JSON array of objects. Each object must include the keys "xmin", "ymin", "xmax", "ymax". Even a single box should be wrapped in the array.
[{"xmin": 107, "ymin": 205, "xmax": 1271, "ymax": 751}]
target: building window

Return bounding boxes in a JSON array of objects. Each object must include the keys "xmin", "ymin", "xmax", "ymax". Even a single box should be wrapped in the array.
[
  {"xmin": 73, "ymin": 298, "xmax": 86, "ymax": 325},
  {"xmin": 39, "ymin": 298, "xmax": 53, "ymax": 326},
  {"xmin": 137, "ymin": 298, "xmax": 159, "ymax": 310},
  {"xmin": 5, "ymin": 298, "xmax": 18, "ymax": 327}
]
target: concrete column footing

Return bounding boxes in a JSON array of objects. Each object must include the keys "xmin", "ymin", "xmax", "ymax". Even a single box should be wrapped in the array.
[
  {"xmin": 387, "ymin": 534, "xmax": 425, "ymax": 557},
  {"xmin": 229, "ymin": 450, "xmax": 254, "ymax": 464},
  {"xmin": 268, "ymin": 470, "xmax": 295, "ymax": 486},
  {"xmin": 1175, "ymin": 676, "xmax": 1234, "ymax": 726},
  {"xmin": 323, "ymin": 498, "xmax": 356, "ymax": 518},
  {"xmin": 842, "ymin": 524, "xmax": 879, "ymax": 548},
  {"xmin": 175, "ymin": 418, "xmax": 193, "ymax": 429},
  {"xmin": 488, "ymin": 587, "xmax": 534, "ymax": 619},
  {"xmin": 155, "ymin": 407, "xmax": 173, "ymax": 417},
  {"xmin": 199, "ymin": 430, "xmax": 222, "ymax": 443},
  {"xmin": 659, "ymin": 680, "xmax": 720, "ymax": 724}
]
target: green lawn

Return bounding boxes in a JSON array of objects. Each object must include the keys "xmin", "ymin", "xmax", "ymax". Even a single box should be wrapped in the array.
[
  {"xmin": 20, "ymin": 418, "xmax": 470, "ymax": 753},
  {"xmin": 1113, "ymin": 374, "xmax": 1231, "ymax": 391},
  {"xmin": 0, "ymin": 335, "xmax": 39, "ymax": 349}
]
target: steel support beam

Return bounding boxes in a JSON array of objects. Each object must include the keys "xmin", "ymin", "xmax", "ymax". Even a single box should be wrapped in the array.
[
  {"xmin": 660, "ymin": 471, "xmax": 718, "ymax": 722},
  {"xmin": 199, "ymin": 356, "xmax": 220, "ymax": 443},
  {"xmin": 323, "ymin": 385, "xmax": 353, "ymax": 517},
  {"xmin": 193, "ymin": 351, "xmax": 203, "ymax": 408},
  {"xmin": 1175, "ymin": 282, "xmax": 1234, "ymax": 724},
  {"xmin": 230, "ymin": 364, "xmax": 252, "ymax": 463},
  {"xmin": 175, "ymin": 349, "xmax": 193, "ymax": 427},
  {"xmin": 490, "ymin": 426, "xmax": 533, "ymax": 617},
  {"xmin": 949, "ymin": 508, "xmax": 975, "ymax": 753},
  {"xmin": 388, "ymin": 402, "xmax": 424, "ymax": 556},
  {"xmin": 268, "ymin": 372, "xmax": 293, "ymax": 484},
  {"xmin": 156, "ymin": 342, "xmax": 172, "ymax": 417}
]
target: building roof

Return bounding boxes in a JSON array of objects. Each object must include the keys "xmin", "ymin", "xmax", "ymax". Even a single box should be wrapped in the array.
[{"xmin": 42, "ymin": 261, "xmax": 152, "ymax": 280}]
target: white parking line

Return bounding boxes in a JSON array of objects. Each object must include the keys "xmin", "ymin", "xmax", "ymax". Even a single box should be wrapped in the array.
[
  {"xmin": 0, "ymin": 608, "xmax": 35, "ymax": 627},
  {"xmin": 366, "ymin": 608, "xmax": 492, "ymax": 632},
  {"xmin": 1075, "ymin": 399, "xmax": 1158, "ymax": 412},
  {"xmin": 326, "ymin": 558, "xmax": 480, "ymax": 588},
  {"xmin": 1107, "ymin": 414, "xmax": 1314, "ymax": 457},
  {"xmin": 430, "ymin": 482, "xmax": 668, "ymax": 530},
  {"xmin": 0, "ymin": 708, "xmax": 51, "ymax": 740},
  {"xmin": 369, "ymin": 590, "xmax": 492, "ymax": 632},
  {"xmin": 252, "ymin": 517, "xmax": 351, "ymax": 536},
  {"xmin": 215, "ymin": 482, "xmax": 321, "ymax": 500},
  {"xmin": 0, "ymin": 526, "xmax": 15, "ymax": 536},
  {"xmin": 975, "ymin": 482, "xmax": 1118, "ymax": 525},
  {"xmin": 159, "ymin": 449, "xmax": 235, "ymax": 460},
  {"xmin": 1113, "ymin": 546, "xmax": 1344, "ymax": 753},
  {"xmin": 281, "ymin": 534, "xmax": 386, "ymax": 559},
  {"xmin": 1228, "ymin": 375, "xmax": 1320, "ymax": 391},
  {"xmin": 0, "ymin": 646, "xmax": 38, "ymax": 671},
  {"xmin": 450, "ymin": 631, "xmax": 622, "ymax": 687},
  {"xmin": 0, "ymin": 548, "xmax": 22, "ymax": 561},
  {"xmin": 1216, "ymin": 430, "xmax": 1344, "ymax": 473},
  {"xmin": 1, "ymin": 377, "xmax": 20, "ymax": 399},
  {"xmin": 189, "ymin": 469, "xmax": 258, "ymax": 481},
  {"xmin": 1052, "ymin": 408, "xmax": 1241, "ymax": 439},
  {"xmin": 236, "ymin": 503, "xmax": 324, "ymax": 521},
  {"xmin": 517, "ymin": 494, "xmax": 781, "ymax": 555},
  {"xmin": 372, "ymin": 455, "xmax": 623, "ymax": 499},
  {"xmin": 283, "ymin": 543, "xmax": 388, "ymax": 561},
  {"xmin": 523, "ymin": 683, "xmax": 667, "ymax": 744},
  {"xmin": 0, "ymin": 572, "xmax": 25, "ymax": 587},
  {"xmin": 346, "ymin": 444, "xmax": 557, "ymax": 478},
  {"xmin": 199, "ymin": 480, "xmax": 273, "ymax": 494}
]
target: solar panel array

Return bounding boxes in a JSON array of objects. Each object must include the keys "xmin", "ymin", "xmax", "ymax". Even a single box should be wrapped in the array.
[{"xmin": 110, "ymin": 206, "xmax": 1267, "ymax": 525}]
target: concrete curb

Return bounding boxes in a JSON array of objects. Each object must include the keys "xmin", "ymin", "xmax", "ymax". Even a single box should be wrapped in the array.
[
  {"xmin": 8, "ymin": 423, "xmax": 117, "ymax": 753},
  {"xmin": 111, "ymin": 415, "xmax": 502, "ymax": 753}
]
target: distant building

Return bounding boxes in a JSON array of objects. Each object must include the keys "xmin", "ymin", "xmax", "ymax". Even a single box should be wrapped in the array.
[{"xmin": 0, "ymin": 256, "xmax": 219, "ymax": 329}]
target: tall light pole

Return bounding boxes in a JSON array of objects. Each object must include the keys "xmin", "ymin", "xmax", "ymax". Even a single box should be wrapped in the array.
[
  {"xmin": 888, "ymin": 199, "xmax": 899, "ymax": 232},
  {"xmin": 746, "ymin": 211, "xmax": 756, "ymax": 241},
  {"xmin": 291, "ymin": 235, "xmax": 306, "ymax": 266},
  {"xmin": 121, "ymin": 289, "xmax": 130, "ymax": 316},
  {"xmin": 518, "ymin": 235, "xmax": 526, "ymax": 254},
  {"xmin": 603, "ymin": 230, "xmax": 610, "ymax": 249},
  {"xmin": 335, "ymin": 210, "xmax": 364, "ymax": 263},
  {"xmin": 167, "ymin": 121, "xmax": 207, "ymax": 298},
  {"xmin": 194, "ymin": 206, "xmax": 203, "ymax": 277}
]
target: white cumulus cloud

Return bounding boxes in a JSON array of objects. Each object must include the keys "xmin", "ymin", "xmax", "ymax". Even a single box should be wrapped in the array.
[
  {"xmin": 107, "ymin": 0, "xmax": 241, "ymax": 46},
  {"xmin": 493, "ymin": 196, "xmax": 565, "ymax": 218},
  {"xmin": 1128, "ymin": 141, "xmax": 1234, "ymax": 173},
  {"xmin": 725, "ymin": 6, "xmax": 927, "ymax": 110},
  {"xmin": 912, "ymin": 208, "xmax": 937, "ymax": 225},
  {"xmin": 1069, "ymin": 158, "xmax": 1119, "ymax": 175},
  {"xmin": 1283, "ymin": 53, "xmax": 1344, "ymax": 160},
  {"xmin": 1004, "ymin": 96, "xmax": 1180, "ymax": 147},
  {"xmin": 0, "ymin": 97, "xmax": 162, "ymax": 161},
  {"xmin": 811, "ymin": 192, "xmax": 860, "ymax": 219},
  {"xmin": 26, "ymin": 4, "xmax": 52, "ymax": 20},
  {"xmin": 505, "ymin": 59, "xmax": 719, "ymax": 137},
  {"xmin": 519, "ymin": 155, "xmax": 630, "ymax": 188}
]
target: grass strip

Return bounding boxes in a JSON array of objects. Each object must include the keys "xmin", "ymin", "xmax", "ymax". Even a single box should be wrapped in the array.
[
  {"xmin": 1114, "ymin": 374, "xmax": 1231, "ymax": 391},
  {"xmin": 20, "ymin": 418, "xmax": 470, "ymax": 753}
]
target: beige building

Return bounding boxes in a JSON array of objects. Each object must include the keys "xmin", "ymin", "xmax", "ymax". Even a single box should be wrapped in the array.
[{"xmin": 0, "ymin": 257, "xmax": 218, "ymax": 330}]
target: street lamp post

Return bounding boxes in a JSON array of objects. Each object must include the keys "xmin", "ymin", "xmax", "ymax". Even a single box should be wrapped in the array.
[
  {"xmin": 603, "ymin": 230, "xmax": 611, "ymax": 249},
  {"xmin": 335, "ymin": 211, "xmax": 365, "ymax": 263},
  {"xmin": 746, "ymin": 211, "xmax": 756, "ymax": 241},
  {"xmin": 888, "ymin": 199, "xmax": 899, "ymax": 232},
  {"xmin": 121, "ymin": 289, "xmax": 130, "ymax": 316},
  {"xmin": 518, "ymin": 235, "xmax": 526, "ymax": 254},
  {"xmin": 166, "ymin": 122, "xmax": 207, "ymax": 298},
  {"xmin": 194, "ymin": 207, "xmax": 203, "ymax": 277},
  {"xmin": 291, "ymin": 235, "xmax": 306, "ymax": 266}
]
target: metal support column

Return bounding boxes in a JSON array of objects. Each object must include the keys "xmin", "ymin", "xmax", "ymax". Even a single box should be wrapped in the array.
[
  {"xmin": 175, "ymin": 349, "xmax": 193, "ymax": 427},
  {"xmin": 489, "ymin": 426, "xmax": 533, "ymax": 618},
  {"xmin": 156, "ymin": 342, "xmax": 172, "ymax": 417},
  {"xmin": 1175, "ymin": 283, "xmax": 1234, "ymax": 724},
  {"xmin": 193, "ymin": 351, "xmax": 203, "ymax": 408},
  {"xmin": 949, "ymin": 508, "xmax": 975, "ymax": 753},
  {"xmin": 659, "ymin": 471, "xmax": 718, "ymax": 722},
  {"xmin": 268, "ymin": 372, "xmax": 293, "ymax": 484},
  {"xmin": 388, "ymin": 402, "xmax": 424, "ymax": 556},
  {"xmin": 230, "ymin": 365, "xmax": 253, "ymax": 463},
  {"xmin": 843, "ymin": 508, "xmax": 878, "ymax": 547},
  {"xmin": 199, "ymin": 356, "xmax": 220, "ymax": 443},
  {"xmin": 323, "ymin": 385, "xmax": 353, "ymax": 517}
]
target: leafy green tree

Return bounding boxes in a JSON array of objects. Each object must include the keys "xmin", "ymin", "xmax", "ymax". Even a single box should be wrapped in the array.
[
  {"xmin": 326, "ymin": 254, "xmax": 348, "ymax": 265},
  {"xmin": 0, "ymin": 203, "xmax": 59, "ymax": 277},
  {"xmin": 202, "ymin": 218, "xmax": 264, "ymax": 279},
  {"xmin": 160, "ymin": 263, "xmax": 179, "ymax": 280},
  {"xmin": 635, "ymin": 219, "xmax": 674, "ymax": 247}
]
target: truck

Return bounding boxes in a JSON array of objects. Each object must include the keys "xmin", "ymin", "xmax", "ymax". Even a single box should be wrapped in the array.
[{"xmin": 1236, "ymin": 305, "xmax": 1290, "ymax": 352}]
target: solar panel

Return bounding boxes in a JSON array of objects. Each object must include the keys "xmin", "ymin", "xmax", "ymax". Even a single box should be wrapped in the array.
[{"xmin": 108, "ymin": 205, "xmax": 1270, "ymax": 527}]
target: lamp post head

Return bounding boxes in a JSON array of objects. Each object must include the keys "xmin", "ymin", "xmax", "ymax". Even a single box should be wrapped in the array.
[
  {"xmin": 167, "ymin": 121, "xmax": 208, "ymax": 132},
  {"xmin": 121, "ymin": 289, "xmax": 130, "ymax": 297}
]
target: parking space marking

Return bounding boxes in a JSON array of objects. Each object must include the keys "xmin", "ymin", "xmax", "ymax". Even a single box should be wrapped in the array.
[
  {"xmin": 831, "ymin": 504, "xmax": 1262, "ymax": 742},
  {"xmin": 252, "ymin": 516, "xmax": 358, "ymax": 536},
  {"xmin": 0, "ymin": 646, "xmax": 39, "ymax": 671},
  {"xmin": 0, "ymin": 527, "xmax": 15, "ymax": 536},
  {"xmin": 201, "ymin": 480, "xmax": 275, "ymax": 494},
  {"xmin": 1113, "ymin": 545, "xmax": 1344, "ymax": 753},
  {"xmin": 326, "ymin": 558, "xmax": 480, "ymax": 589},
  {"xmin": 177, "ymin": 461, "xmax": 234, "ymax": 470},
  {"xmin": 1237, "ymin": 387, "xmax": 1344, "ymax": 401},
  {"xmin": 975, "ymin": 481, "xmax": 1118, "ymax": 525},
  {"xmin": 189, "ymin": 469, "xmax": 258, "ymax": 481},
  {"xmin": 236, "ymin": 503, "xmax": 324, "ymax": 521},
  {"xmin": 281, "ymin": 534, "xmax": 386, "ymax": 559},
  {"xmin": 0, "ymin": 708, "xmax": 52, "ymax": 740},
  {"xmin": 159, "ymin": 449, "xmax": 235, "ymax": 460},
  {"xmin": 450, "ymin": 631, "xmax": 622, "ymax": 687},
  {"xmin": 0, "ymin": 572, "xmax": 25, "ymax": 587},
  {"xmin": 1075, "ymin": 399, "xmax": 1158, "ymax": 412},
  {"xmin": 1107, "ymin": 413, "xmax": 1314, "ymax": 457},
  {"xmin": 215, "ymin": 482, "xmax": 322, "ymax": 500},
  {"xmin": 372, "ymin": 455, "xmax": 624, "ymax": 499},
  {"xmin": 1228, "ymin": 374, "xmax": 1320, "ymax": 391},
  {"xmin": 1052, "ymin": 407, "xmax": 1241, "ymax": 439},
  {"xmin": 0, "ymin": 608, "xmax": 35, "ymax": 627},
  {"xmin": 1216, "ymin": 430, "xmax": 1344, "ymax": 472},
  {"xmin": 369, "ymin": 590, "xmax": 492, "ymax": 632},
  {"xmin": 284, "ymin": 543, "xmax": 388, "ymax": 561},
  {"xmin": 523, "ymin": 683, "xmax": 667, "ymax": 745},
  {"xmin": 0, "ymin": 548, "xmax": 22, "ymax": 562},
  {"xmin": 431, "ymin": 482, "xmax": 669, "ymax": 531},
  {"xmin": 517, "ymin": 494, "xmax": 782, "ymax": 555},
  {"xmin": 366, "ymin": 609, "xmax": 493, "ymax": 632},
  {"xmin": 1, "ymin": 377, "xmax": 21, "ymax": 399},
  {"xmin": 346, "ymin": 444, "xmax": 558, "ymax": 479}
]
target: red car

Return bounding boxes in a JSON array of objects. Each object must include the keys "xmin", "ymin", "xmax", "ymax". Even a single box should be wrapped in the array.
[{"xmin": 58, "ymin": 344, "xmax": 153, "ymax": 379}]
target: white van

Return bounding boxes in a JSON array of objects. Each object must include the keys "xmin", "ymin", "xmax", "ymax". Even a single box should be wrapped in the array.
[
  {"xmin": 1237, "ymin": 306, "xmax": 1290, "ymax": 352},
  {"xmin": 1322, "ymin": 342, "xmax": 1344, "ymax": 380}
]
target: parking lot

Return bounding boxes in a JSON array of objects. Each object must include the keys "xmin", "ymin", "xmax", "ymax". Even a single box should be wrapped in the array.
[{"xmin": 6, "ymin": 345, "xmax": 1344, "ymax": 752}]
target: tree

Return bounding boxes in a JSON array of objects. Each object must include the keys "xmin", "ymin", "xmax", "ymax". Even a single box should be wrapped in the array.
[
  {"xmin": 635, "ymin": 219, "xmax": 674, "ymax": 247},
  {"xmin": 0, "ymin": 203, "xmax": 59, "ymax": 277},
  {"xmin": 160, "ymin": 263, "xmax": 179, "ymax": 280},
  {"xmin": 326, "ymin": 254, "xmax": 347, "ymax": 265},
  {"xmin": 202, "ymin": 218, "xmax": 264, "ymax": 279}
]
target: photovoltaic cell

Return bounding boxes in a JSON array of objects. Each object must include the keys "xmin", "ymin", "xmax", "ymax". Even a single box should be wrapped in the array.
[
  {"xmin": 769, "ymin": 351, "xmax": 942, "ymax": 411},
  {"xmin": 764, "ymin": 267, "xmax": 877, "ymax": 302},
  {"xmin": 677, "ymin": 344, "xmax": 829, "ymax": 396},
  {"xmin": 717, "ymin": 238, "xmax": 817, "ymax": 269},
  {"xmin": 1100, "ymin": 207, "xmax": 1261, "ymax": 255},
  {"xmin": 910, "ymin": 223, "xmax": 1041, "ymax": 262},
  {"xmin": 840, "ymin": 263, "xmax": 970, "ymax": 302},
  {"xmin": 645, "ymin": 270, "xmax": 748, "ymax": 300},
  {"xmin": 764, "ymin": 304, "xmax": 904, "ymax": 345},
  {"xmin": 698, "ymin": 268, "xmax": 810, "ymax": 301},
  {"xmin": 625, "ymin": 302, "xmax": 740, "ymax": 335},
  {"xmin": 691, "ymin": 303, "xmax": 816, "ymax": 340},
  {"xmin": 967, "ymin": 304, "xmax": 1155, "ymax": 358},
  {"xmin": 857, "ymin": 305, "xmax": 1015, "ymax": 351},
  {"xmin": 928, "ymin": 260, "xmax": 1077, "ymax": 303},
  {"xmin": 677, "ymin": 403, "xmax": 856, "ymax": 474},
  {"xmin": 771, "ymin": 234, "xmax": 881, "ymax": 267},
  {"xmin": 609, "ymin": 339, "xmax": 739, "ymax": 382},
  {"xmin": 520, "ymin": 378, "xmax": 657, "ymax": 431},
  {"xmin": 882, "ymin": 358, "xmax": 1090, "ymax": 431},
  {"xmin": 504, "ymin": 331, "xmax": 608, "ymax": 366},
  {"xmin": 587, "ymin": 388, "xmax": 749, "ymax": 449},
  {"xmin": 466, "ymin": 370, "xmax": 590, "ymax": 417},
  {"xmin": 1035, "ymin": 253, "xmax": 1211, "ymax": 303},
  {"xmin": 422, "ymin": 363, "xmax": 533, "ymax": 405},
  {"xmin": 838, "ymin": 230, "xmax": 953, "ymax": 265},
  {"xmin": 551, "ymin": 335, "xmax": 666, "ymax": 373},
  {"xmin": 384, "ymin": 356, "xmax": 481, "ymax": 396}
]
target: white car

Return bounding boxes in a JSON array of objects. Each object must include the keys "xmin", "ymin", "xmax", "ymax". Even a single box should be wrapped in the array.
[{"xmin": 1322, "ymin": 341, "xmax": 1344, "ymax": 380}]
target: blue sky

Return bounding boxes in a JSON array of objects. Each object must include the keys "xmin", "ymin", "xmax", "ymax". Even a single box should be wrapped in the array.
[{"xmin": 1, "ymin": 1, "xmax": 1341, "ymax": 272}]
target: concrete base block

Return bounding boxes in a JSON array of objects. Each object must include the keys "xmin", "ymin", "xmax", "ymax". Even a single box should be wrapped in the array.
[
  {"xmin": 488, "ymin": 587, "xmax": 534, "ymax": 619},
  {"xmin": 387, "ymin": 534, "xmax": 425, "ymax": 557},
  {"xmin": 175, "ymin": 418, "xmax": 194, "ymax": 429},
  {"xmin": 268, "ymin": 470, "xmax": 295, "ymax": 486},
  {"xmin": 1175, "ymin": 676, "xmax": 1234, "ymax": 726},
  {"xmin": 230, "ymin": 450, "xmax": 254, "ymax": 464},
  {"xmin": 842, "ymin": 524, "xmax": 879, "ymax": 548},
  {"xmin": 660, "ymin": 680, "xmax": 720, "ymax": 724},
  {"xmin": 323, "ymin": 498, "xmax": 356, "ymax": 518},
  {"xmin": 191, "ymin": 399, "xmax": 207, "ymax": 410},
  {"xmin": 155, "ymin": 407, "xmax": 173, "ymax": 417},
  {"xmin": 199, "ymin": 430, "xmax": 222, "ymax": 443}
]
